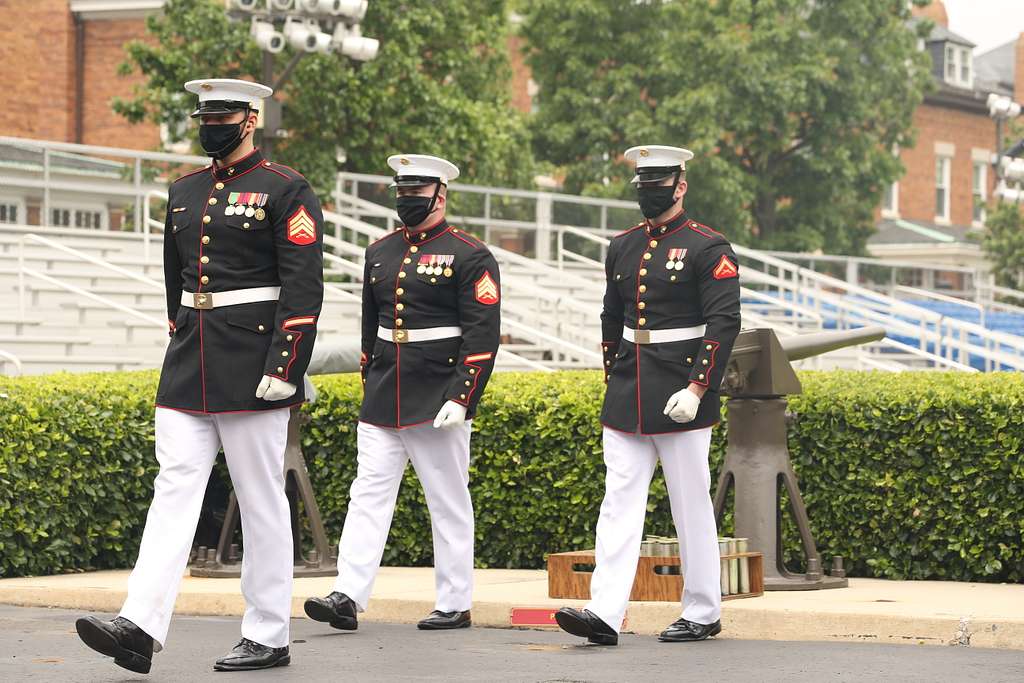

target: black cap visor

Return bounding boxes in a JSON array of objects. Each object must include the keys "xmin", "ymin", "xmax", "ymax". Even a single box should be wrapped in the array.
[
  {"xmin": 630, "ymin": 165, "xmax": 682, "ymax": 186},
  {"xmin": 389, "ymin": 175, "xmax": 444, "ymax": 189},
  {"xmin": 190, "ymin": 99, "xmax": 256, "ymax": 118}
]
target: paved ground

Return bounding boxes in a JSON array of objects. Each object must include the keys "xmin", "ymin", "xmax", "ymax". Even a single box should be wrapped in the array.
[{"xmin": 2, "ymin": 606, "xmax": 1023, "ymax": 682}]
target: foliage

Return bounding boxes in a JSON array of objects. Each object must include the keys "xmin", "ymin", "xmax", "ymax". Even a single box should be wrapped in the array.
[
  {"xmin": 3, "ymin": 370, "xmax": 1021, "ymax": 582},
  {"xmin": 519, "ymin": 0, "xmax": 933, "ymax": 252},
  {"xmin": 113, "ymin": 0, "xmax": 535, "ymax": 195},
  {"xmin": 982, "ymin": 200, "xmax": 1024, "ymax": 290}
]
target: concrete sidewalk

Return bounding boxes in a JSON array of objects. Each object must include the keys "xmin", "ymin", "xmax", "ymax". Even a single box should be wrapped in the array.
[{"xmin": 1, "ymin": 567, "xmax": 1022, "ymax": 650}]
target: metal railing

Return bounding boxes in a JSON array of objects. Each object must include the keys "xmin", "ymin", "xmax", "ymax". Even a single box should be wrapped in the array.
[{"xmin": 0, "ymin": 349, "xmax": 24, "ymax": 375}]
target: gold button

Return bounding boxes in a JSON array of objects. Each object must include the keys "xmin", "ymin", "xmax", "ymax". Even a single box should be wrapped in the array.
[
  {"xmin": 227, "ymin": 167, "xmax": 235, "ymax": 175},
  {"xmin": 277, "ymin": 366, "xmax": 284, "ymax": 373},
  {"xmin": 605, "ymin": 360, "xmax": 611, "ymax": 366},
  {"xmin": 208, "ymin": 197, "xmax": 217, "ymax": 205},
  {"xmin": 702, "ymin": 359, "xmax": 709, "ymax": 365},
  {"xmin": 452, "ymin": 228, "xmax": 459, "ymax": 233},
  {"xmin": 639, "ymin": 268, "xmax": 648, "ymax": 276},
  {"xmin": 460, "ymin": 394, "xmax": 466, "ymax": 400},
  {"xmin": 202, "ymin": 235, "xmax": 210, "ymax": 245},
  {"xmin": 638, "ymin": 302, "xmax": 646, "ymax": 310},
  {"xmin": 371, "ymin": 277, "xmax": 376, "ymax": 283},
  {"xmin": 281, "ymin": 351, "xmax": 289, "ymax": 357},
  {"xmin": 215, "ymin": 182, "xmax": 225, "ymax": 190},
  {"xmin": 395, "ymin": 318, "xmax": 403, "ymax": 326},
  {"xmin": 465, "ymin": 380, "xmax": 471, "ymax": 386},
  {"xmin": 448, "ymin": 357, "xmax": 454, "ymax": 363},
  {"xmin": 396, "ymin": 288, "xmax": 404, "ymax": 295},
  {"xmin": 699, "ymin": 373, "xmax": 706, "ymax": 380},
  {"xmin": 399, "ymin": 272, "xmax": 407, "ymax": 279},
  {"xmin": 430, "ymin": 277, "xmax": 437, "ymax": 283},
  {"xmin": 396, "ymin": 303, "xmax": 405, "ymax": 311},
  {"xmin": 686, "ymin": 357, "xmax": 693, "ymax": 363},
  {"xmin": 243, "ymin": 222, "xmax": 250, "ymax": 229},
  {"xmin": 649, "ymin": 240, "xmax": 658, "ymax": 248},
  {"xmin": 706, "ymin": 344, "xmax": 713, "ymax": 350},
  {"xmin": 203, "ymin": 215, "xmax": 211, "ymax": 224},
  {"xmin": 639, "ymin": 285, "xmax": 647, "ymax": 293},
  {"xmin": 615, "ymin": 274, "xmax": 621, "ymax": 281},
  {"xmin": 200, "ymin": 256, "xmax": 209, "ymax": 264},
  {"xmin": 403, "ymin": 258, "xmax": 411, "ymax": 264},
  {"xmin": 670, "ymin": 275, "xmax": 677, "ymax": 281},
  {"xmin": 643, "ymin": 252, "xmax": 652, "ymax": 260},
  {"xmin": 469, "ymin": 368, "xmax": 476, "ymax": 375},
  {"xmin": 286, "ymin": 334, "xmax": 293, "ymax": 341},
  {"xmin": 200, "ymin": 275, "xmax": 209, "ymax": 285},
  {"xmin": 638, "ymin": 317, "xmax": 647, "ymax": 326},
  {"xmin": 410, "ymin": 246, "xmax": 419, "ymax": 253},
  {"xmin": 258, "ymin": 325, "xmax": 266, "ymax": 332}
]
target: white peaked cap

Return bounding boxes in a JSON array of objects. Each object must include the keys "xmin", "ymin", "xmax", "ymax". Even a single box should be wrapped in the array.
[
  {"xmin": 387, "ymin": 154, "xmax": 461, "ymax": 187},
  {"xmin": 624, "ymin": 145, "xmax": 695, "ymax": 184},
  {"xmin": 184, "ymin": 78, "xmax": 273, "ymax": 116}
]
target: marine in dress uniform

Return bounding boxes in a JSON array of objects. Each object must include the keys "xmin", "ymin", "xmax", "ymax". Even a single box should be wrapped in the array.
[
  {"xmin": 76, "ymin": 79, "xmax": 324, "ymax": 673},
  {"xmin": 556, "ymin": 146, "xmax": 741, "ymax": 646},
  {"xmin": 304, "ymin": 155, "xmax": 501, "ymax": 632}
]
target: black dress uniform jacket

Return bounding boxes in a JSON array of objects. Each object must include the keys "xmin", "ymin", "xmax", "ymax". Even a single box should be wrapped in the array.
[
  {"xmin": 156, "ymin": 149, "xmax": 325, "ymax": 413},
  {"xmin": 600, "ymin": 210, "xmax": 741, "ymax": 434},
  {"xmin": 359, "ymin": 219, "xmax": 501, "ymax": 428}
]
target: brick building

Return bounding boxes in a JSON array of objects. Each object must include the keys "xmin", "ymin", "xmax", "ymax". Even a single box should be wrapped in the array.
[{"xmin": 868, "ymin": 2, "xmax": 1023, "ymax": 281}]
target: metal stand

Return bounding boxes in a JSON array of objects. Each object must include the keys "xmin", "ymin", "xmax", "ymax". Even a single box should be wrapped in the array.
[
  {"xmin": 713, "ymin": 398, "xmax": 847, "ymax": 590},
  {"xmin": 190, "ymin": 406, "xmax": 337, "ymax": 578}
]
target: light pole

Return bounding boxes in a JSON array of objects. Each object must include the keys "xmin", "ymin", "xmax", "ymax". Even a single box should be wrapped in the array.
[{"xmin": 225, "ymin": 0, "xmax": 380, "ymax": 157}]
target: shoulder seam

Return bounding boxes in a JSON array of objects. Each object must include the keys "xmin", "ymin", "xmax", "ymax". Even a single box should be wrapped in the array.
[
  {"xmin": 613, "ymin": 223, "xmax": 645, "ymax": 239},
  {"xmin": 450, "ymin": 228, "xmax": 483, "ymax": 249},
  {"xmin": 267, "ymin": 161, "xmax": 307, "ymax": 181},
  {"xmin": 687, "ymin": 220, "xmax": 724, "ymax": 240},
  {"xmin": 369, "ymin": 230, "xmax": 401, "ymax": 247},
  {"xmin": 172, "ymin": 166, "xmax": 210, "ymax": 183}
]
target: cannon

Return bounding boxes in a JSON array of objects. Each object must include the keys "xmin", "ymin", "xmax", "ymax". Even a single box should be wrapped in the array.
[
  {"xmin": 712, "ymin": 325, "xmax": 886, "ymax": 590},
  {"xmin": 190, "ymin": 340, "xmax": 362, "ymax": 578}
]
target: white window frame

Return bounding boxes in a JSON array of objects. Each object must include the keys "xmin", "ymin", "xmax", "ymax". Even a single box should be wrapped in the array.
[
  {"xmin": 972, "ymin": 161, "xmax": 987, "ymax": 228},
  {"xmin": 0, "ymin": 194, "xmax": 26, "ymax": 225},
  {"xmin": 944, "ymin": 44, "xmax": 973, "ymax": 89},
  {"xmin": 935, "ymin": 155, "xmax": 951, "ymax": 224},
  {"xmin": 49, "ymin": 201, "xmax": 109, "ymax": 230},
  {"xmin": 882, "ymin": 181, "xmax": 899, "ymax": 218}
]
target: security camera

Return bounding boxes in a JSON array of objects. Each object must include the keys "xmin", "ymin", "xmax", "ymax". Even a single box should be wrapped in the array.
[
  {"xmin": 268, "ymin": 0, "xmax": 295, "ymax": 11},
  {"xmin": 341, "ymin": 35, "xmax": 379, "ymax": 61},
  {"xmin": 284, "ymin": 18, "xmax": 319, "ymax": 52},
  {"xmin": 988, "ymin": 93, "xmax": 1022, "ymax": 120},
  {"xmin": 252, "ymin": 19, "xmax": 286, "ymax": 53},
  {"xmin": 995, "ymin": 181, "xmax": 1022, "ymax": 203},
  {"xmin": 315, "ymin": 0, "xmax": 344, "ymax": 14},
  {"xmin": 337, "ymin": 0, "xmax": 368, "ymax": 20},
  {"xmin": 314, "ymin": 29, "xmax": 334, "ymax": 53},
  {"xmin": 1003, "ymin": 157, "xmax": 1024, "ymax": 184},
  {"xmin": 230, "ymin": 0, "xmax": 260, "ymax": 10}
]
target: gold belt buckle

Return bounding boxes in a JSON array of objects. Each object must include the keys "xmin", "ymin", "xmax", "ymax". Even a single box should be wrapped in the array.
[
  {"xmin": 392, "ymin": 329, "xmax": 408, "ymax": 343},
  {"xmin": 193, "ymin": 292, "xmax": 213, "ymax": 310},
  {"xmin": 633, "ymin": 330, "xmax": 651, "ymax": 344}
]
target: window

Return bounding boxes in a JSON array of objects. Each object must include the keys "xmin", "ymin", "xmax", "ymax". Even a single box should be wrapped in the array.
[
  {"xmin": 935, "ymin": 156, "xmax": 951, "ymax": 222},
  {"xmin": 972, "ymin": 162, "xmax": 987, "ymax": 226},
  {"xmin": 0, "ymin": 200, "xmax": 21, "ymax": 224},
  {"xmin": 50, "ymin": 204, "xmax": 107, "ymax": 230},
  {"xmin": 944, "ymin": 44, "xmax": 973, "ymax": 88},
  {"xmin": 882, "ymin": 181, "xmax": 899, "ymax": 217}
]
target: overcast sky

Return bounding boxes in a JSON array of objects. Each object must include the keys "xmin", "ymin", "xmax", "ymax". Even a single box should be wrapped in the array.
[{"xmin": 943, "ymin": 0, "xmax": 1024, "ymax": 54}]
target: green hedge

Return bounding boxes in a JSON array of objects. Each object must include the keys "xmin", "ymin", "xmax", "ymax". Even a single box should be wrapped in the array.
[{"xmin": 2, "ymin": 370, "xmax": 1022, "ymax": 582}]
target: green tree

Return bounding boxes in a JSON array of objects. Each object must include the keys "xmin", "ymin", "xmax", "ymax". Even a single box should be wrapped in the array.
[
  {"xmin": 519, "ymin": 0, "xmax": 933, "ymax": 251},
  {"xmin": 114, "ymin": 0, "xmax": 535, "ymax": 196},
  {"xmin": 982, "ymin": 201, "xmax": 1024, "ymax": 290}
]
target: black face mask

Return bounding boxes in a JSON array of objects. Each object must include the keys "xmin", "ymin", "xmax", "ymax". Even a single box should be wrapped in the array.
[
  {"xmin": 637, "ymin": 185, "xmax": 678, "ymax": 219},
  {"xmin": 395, "ymin": 183, "xmax": 442, "ymax": 228},
  {"xmin": 199, "ymin": 120, "xmax": 247, "ymax": 160}
]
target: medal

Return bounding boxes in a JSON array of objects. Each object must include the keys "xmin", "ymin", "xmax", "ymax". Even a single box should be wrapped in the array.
[
  {"xmin": 225, "ymin": 205, "xmax": 236, "ymax": 216},
  {"xmin": 443, "ymin": 267, "xmax": 453, "ymax": 278},
  {"xmin": 665, "ymin": 260, "xmax": 674, "ymax": 269},
  {"xmin": 674, "ymin": 260, "xmax": 684, "ymax": 271},
  {"xmin": 245, "ymin": 206, "xmax": 255, "ymax": 218},
  {"xmin": 254, "ymin": 208, "xmax": 265, "ymax": 221},
  {"xmin": 417, "ymin": 265, "xmax": 426, "ymax": 274}
]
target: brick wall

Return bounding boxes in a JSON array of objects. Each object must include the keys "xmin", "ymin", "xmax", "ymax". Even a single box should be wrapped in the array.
[
  {"xmin": 81, "ymin": 18, "xmax": 159, "ymax": 149},
  {"xmin": 0, "ymin": 0, "xmax": 76, "ymax": 141},
  {"xmin": 912, "ymin": 1, "xmax": 948, "ymax": 28}
]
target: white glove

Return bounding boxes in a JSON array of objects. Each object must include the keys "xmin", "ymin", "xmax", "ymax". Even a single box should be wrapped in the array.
[
  {"xmin": 256, "ymin": 375, "xmax": 297, "ymax": 401},
  {"xmin": 433, "ymin": 400, "xmax": 468, "ymax": 429},
  {"xmin": 663, "ymin": 387, "xmax": 702, "ymax": 424}
]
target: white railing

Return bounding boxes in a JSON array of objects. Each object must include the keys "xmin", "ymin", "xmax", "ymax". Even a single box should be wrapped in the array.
[{"xmin": 0, "ymin": 349, "xmax": 24, "ymax": 375}]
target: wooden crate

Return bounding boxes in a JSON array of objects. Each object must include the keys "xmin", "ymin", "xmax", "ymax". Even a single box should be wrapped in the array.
[{"xmin": 547, "ymin": 550, "xmax": 764, "ymax": 602}]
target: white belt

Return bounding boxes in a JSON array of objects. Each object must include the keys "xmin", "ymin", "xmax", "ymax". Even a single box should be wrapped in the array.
[
  {"xmin": 181, "ymin": 286, "xmax": 280, "ymax": 310},
  {"xmin": 378, "ymin": 325, "xmax": 462, "ymax": 344},
  {"xmin": 623, "ymin": 324, "xmax": 706, "ymax": 345}
]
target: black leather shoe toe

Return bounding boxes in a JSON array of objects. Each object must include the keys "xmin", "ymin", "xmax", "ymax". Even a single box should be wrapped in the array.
[{"xmin": 416, "ymin": 609, "xmax": 472, "ymax": 630}]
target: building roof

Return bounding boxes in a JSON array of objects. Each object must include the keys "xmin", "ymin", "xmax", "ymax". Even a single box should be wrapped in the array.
[
  {"xmin": 923, "ymin": 22, "xmax": 976, "ymax": 48},
  {"xmin": 976, "ymin": 38, "xmax": 1017, "ymax": 96},
  {"xmin": 870, "ymin": 218, "xmax": 974, "ymax": 246},
  {"xmin": 0, "ymin": 142, "xmax": 124, "ymax": 178}
]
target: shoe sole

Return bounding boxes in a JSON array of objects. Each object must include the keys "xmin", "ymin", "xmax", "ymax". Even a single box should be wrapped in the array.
[
  {"xmin": 213, "ymin": 655, "xmax": 290, "ymax": 671},
  {"xmin": 75, "ymin": 618, "xmax": 152, "ymax": 674},
  {"xmin": 658, "ymin": 623, "xmax": 723, "ymax": 642},
  {"xmin": 554, "ymin": 611, "xmax": 617, "ymax": 646},
  {"xmin": 303, "ymin": 600, "xmax": 357, "ymax": 631},
  {"xmin": 416, "ymin": 620, "xmax": 472, "ymax": 630}
]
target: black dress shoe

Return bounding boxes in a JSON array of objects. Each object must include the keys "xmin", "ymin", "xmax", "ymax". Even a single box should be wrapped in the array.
[
  {"xmin": 304, "ymin": 591, "xmax": 358, "ymax": 630},
  {"xmin": 658, "ymin": 618, "xmax": 722, "ymax": 642},
  {"xmin": 554, "ymin": 608, "xmax": 618, "ymax": 646},
  {"xmin": 213, "ymin": 638, "xmax": 290, "ymax": 671},
  {"xmin": 416, "ymin": 609, "xmax": 472, "ymax": 630},
  {"xmin": 75, "ymin": 615, "xmax": 154, "ymax": 674}
]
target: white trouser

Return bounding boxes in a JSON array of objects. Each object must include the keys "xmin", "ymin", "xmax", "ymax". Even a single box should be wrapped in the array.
[
  {"xmin": 119, "ymin": 407, "xmax": 293, "ymax": 649},
  {"xmin": 586, "ymin": 427, "xmax": 721, "ymax": 632},
  {"xmin": 334, "ymin": 421, "xmax": 474, "ymax": 613}
]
